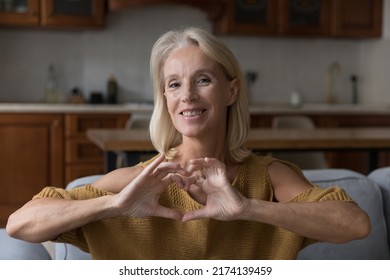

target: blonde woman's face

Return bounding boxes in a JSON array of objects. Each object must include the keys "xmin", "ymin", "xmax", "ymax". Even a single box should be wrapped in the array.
[{"xmin": 163, "ymin": 45, "xmax": 238, "ymax": 138}]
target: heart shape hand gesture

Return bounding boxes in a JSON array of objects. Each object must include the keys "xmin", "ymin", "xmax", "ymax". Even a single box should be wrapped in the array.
[{"xmin": 111, "ymin": 155, "xmax": 249, "ymax": 222}]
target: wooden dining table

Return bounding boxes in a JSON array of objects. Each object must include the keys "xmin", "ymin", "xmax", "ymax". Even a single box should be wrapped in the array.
[{"xmin": 87, "ymin": 127, "xmax": 390, "ymax": 172}]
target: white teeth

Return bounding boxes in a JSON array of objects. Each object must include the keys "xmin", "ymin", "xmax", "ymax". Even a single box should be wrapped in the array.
[{"xmin": 182, "ymin": 110, "xmax": 203, "ymax": 117}]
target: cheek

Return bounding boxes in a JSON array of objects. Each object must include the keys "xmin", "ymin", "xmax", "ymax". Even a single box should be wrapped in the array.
[{"xmin": 164, "ymin": 94, "xmax": 176, "ymax": 114}]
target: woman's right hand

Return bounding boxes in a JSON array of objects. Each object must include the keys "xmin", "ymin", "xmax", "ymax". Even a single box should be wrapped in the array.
[{"xmin": 110, "ymin": 154, "xmax": 189, "ymax": 220}]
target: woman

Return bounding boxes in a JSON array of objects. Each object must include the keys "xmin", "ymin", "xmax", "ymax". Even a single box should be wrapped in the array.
[{"xmin": 6, "ymin": 27, "xmax": 370, "ymax": 259}]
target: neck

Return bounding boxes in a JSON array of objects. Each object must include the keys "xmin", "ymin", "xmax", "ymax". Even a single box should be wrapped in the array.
[{"xmin": 174, "ymin": 135, "xmax": 226, "ymax": 165}]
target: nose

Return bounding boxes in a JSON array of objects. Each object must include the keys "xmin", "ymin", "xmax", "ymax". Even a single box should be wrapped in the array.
[{"xmin": 181, "ymin": 82, "xmax": 199, "ymax": 103}]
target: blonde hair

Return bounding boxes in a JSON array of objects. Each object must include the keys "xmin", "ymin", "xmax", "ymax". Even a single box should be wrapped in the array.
[{"xmin": 149, "ymin": 27, "xmax": 250, "ymax": 164}]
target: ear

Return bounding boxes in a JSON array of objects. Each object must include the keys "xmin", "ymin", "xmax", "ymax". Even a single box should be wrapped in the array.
[{"xmin": 227, "ymin": 78, "xmax": 239, "ymax": 106}]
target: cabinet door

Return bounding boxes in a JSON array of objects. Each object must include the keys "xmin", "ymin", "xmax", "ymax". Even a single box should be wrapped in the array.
[
  {"xmin": 0, "ymin": 0, "xmax": 40, "ymax": 26},
  {"xmin": 279, "ymin": 0, "xmax": 331, "ymax": 36},
  {"xmin": 331, "ymin": 0, "xmax": 382, "ymax": 38},
  {"xmin": 64, "ymin": 113, "xmax": 129, "ymax": 183},
  {"xmin": 40, "ymin": 0, "xmax": 105, "ymax": 28},
  {"xmin": 214, "ymin": 0, "xmax": 278, "ymax": 35},
  {"xmin": 0, "ymin": 114, "xmax": 64, "ymax": 227}
]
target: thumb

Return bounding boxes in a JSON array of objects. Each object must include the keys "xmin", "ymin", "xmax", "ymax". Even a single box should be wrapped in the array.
[
  {"xmin": 155, "ymin": 205, "xmax": 183, "ymax": 221},
  {"xmin": 182, "ymin": 208, "xmax": 208, "ymax": 222}
]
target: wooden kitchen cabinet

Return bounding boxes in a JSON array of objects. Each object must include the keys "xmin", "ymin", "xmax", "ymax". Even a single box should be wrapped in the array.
[
  {"xmin": 278, "ymin": 0, "xmax": 332, "ymax": 36},
  {"xmin": 109, "ymin": 0, "xmax": 224, "ymax": 21},
  {"xmin": 0, "ymin": 0, "xmax": 40, "ymax": 26},
  {"xmin": 64, "ymin": 113, "xmax": 129, "ymax": 183},
  {"xmin": 214, "ymin": 0, "xmax": 382, "ymax": 38},
  {"xmin": 0, "ymin": 0, "xmax": 105, "ymax": 28},
  {"xmin": 214, "ymin": 0, "xmax": 278, "ymax": 35},
  {"xmin": 331, "ymin": 0, "xmax": 383, "ymax": 38},
  {"xmin": 41, "ymin": 0, "xmax": 105, "ymax": 28},
  {"xmin": 0, "ymin": 111, "xmax": 129, "ymax": 227},
  {"xmin": 0, "ymin": 113, "xmax": 64, "ymax": 227}
]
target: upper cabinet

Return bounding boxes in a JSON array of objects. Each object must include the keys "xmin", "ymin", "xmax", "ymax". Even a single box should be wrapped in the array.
[
  {"xmin": 331, "ymin": 0, "xmax": 383, "ymax": 37},
  {"xmin": 214, "ymin": 0, "xmax": 383, "ymax": 38},
  {"xmin": 214, "ymin": 0, "xmax": 279, "ymax": 35},
  {"xmin": 109, "ymin": 0, "xmax": 224, "ymax": 21},
  {"xmin": 0, "ymin": 0, "xmax": 105, "ymax": 29}
]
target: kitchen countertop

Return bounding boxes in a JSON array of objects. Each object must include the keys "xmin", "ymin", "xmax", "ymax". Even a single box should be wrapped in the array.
[
  {"xmin": 0, "ymin": 103, "xmax": 154, "ymax": 114},
  {"xmin": 249, "ymin": 103, "xmax": 390, "ymax": 115},
  {"xmin": 1, "ymin": 102, "xmax": 390, "ymax": 115}
]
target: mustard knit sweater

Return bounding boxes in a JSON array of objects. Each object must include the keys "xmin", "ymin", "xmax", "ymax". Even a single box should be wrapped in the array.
[{"xmin": 34, "ymin": 155, "xmax": 354, "ymax": 260}]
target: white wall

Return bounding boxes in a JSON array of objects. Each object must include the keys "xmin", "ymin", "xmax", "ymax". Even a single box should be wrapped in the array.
[
  {"xmin": 358, "ymin": 0, "xmax": 390, "ymax": 104},
  {"xmin": 0, "ymin": 4, "xmax": 388, "ymax": 105}
]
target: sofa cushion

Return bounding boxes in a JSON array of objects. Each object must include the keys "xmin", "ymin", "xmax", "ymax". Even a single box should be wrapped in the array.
[
  {"xmin": 368, "ymin": 167, "xmax": 390, "ymax": 249},
  {"xmin": 297, "ymin": 169, "xmax": 389, "ymax": 259},
  {"xmin": 66, "ymin": 175, "xmax": 103, "ymax": 190},
  {"xmin": 55, "ymin": 243, "xmax": 92, "ymax": 260},
  {"xmin": 0, "ymin": 228, "xmax": 51, "ymax": 260}
]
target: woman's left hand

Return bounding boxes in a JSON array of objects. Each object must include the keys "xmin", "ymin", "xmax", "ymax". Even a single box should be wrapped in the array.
[{"xmin": 182, "ymin": 158, "xmax": 249, "ymax": 222}]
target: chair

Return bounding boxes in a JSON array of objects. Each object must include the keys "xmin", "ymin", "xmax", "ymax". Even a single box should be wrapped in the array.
[{"xmin": 270, "ymin": 115, "xmax": 328, "ymax": 169}]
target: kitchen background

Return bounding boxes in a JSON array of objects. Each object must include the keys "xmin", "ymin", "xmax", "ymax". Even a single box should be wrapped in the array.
[{"xmin": 0, "ymin": 1, "xmax": 390, "ymax": 105}]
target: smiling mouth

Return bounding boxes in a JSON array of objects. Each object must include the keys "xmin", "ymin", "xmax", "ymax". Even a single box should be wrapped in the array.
[{"xmin": 180, "ymin": 110, "xmax": 206, "ymax": 117}]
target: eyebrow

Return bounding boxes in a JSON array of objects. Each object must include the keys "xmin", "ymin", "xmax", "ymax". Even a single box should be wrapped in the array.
[{"xmin": 164, "ymin": 69, "xmax": 218, "ymax": 81}]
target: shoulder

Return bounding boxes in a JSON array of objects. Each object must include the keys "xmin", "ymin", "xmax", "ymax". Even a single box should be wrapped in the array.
[{"xmin": 267, "ymin": 159, "xmax": 312, "ymax": 202}]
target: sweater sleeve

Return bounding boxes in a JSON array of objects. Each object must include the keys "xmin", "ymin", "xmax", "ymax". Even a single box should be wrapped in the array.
[
  {"xmin": 290, "ymin": 185, "xmax": 355, "ymax": 203},
  {"xmin": 33, "ymin": 185, "xmax": 112, "ymax": 253},
  {"xmin": 33, "ymin": 184, "xmax": 112, "ymax": 200}
]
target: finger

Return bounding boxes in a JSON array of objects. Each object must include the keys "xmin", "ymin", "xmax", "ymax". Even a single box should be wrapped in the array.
[
  {"xmin": 153, "ymin": 162, "xmax": 189, "ymax": 180},
  {"xmin": 186, "ymin": 158, "xmax": 207, "ymax": 174},
  {"xmin": 142, "ymin": 154, "xmax": 166, "ymax": 175},
  {"xmin": 165, "ymin": 173, "xmax": 184, "ymax": 188}
]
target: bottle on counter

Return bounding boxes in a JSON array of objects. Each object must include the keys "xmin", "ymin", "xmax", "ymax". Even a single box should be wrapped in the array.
[
  {"xmin": 107, "ymin": 76, "xmax": 118, "ymax": 104},
  {"xmin": 44, "ymin": 64, "xmax": 60, "ymax": 103}
]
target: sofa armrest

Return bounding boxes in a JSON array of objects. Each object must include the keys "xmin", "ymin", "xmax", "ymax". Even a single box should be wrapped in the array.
[
  {"xmin": 298, "ymin": 169, "xmax": 390, "ymax": 260},
  {"xmin": 368, "ymin": 167, "xmax": 390, "ymax": 251}
]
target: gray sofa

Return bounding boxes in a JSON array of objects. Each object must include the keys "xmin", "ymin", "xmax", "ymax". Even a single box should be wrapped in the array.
[{"xmin": 1, "ymin": 168, "xmax": 389, "ymax": 260}]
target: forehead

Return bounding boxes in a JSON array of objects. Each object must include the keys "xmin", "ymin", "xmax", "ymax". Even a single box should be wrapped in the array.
[{"xmin": 163, "ymin": 45, "xmax": 219, "ymax": 74}]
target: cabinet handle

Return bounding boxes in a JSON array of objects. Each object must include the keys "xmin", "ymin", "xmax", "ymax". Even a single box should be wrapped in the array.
[{"xmin": 52, "ymin": 120, "xmax": 60, "ymax": 127}]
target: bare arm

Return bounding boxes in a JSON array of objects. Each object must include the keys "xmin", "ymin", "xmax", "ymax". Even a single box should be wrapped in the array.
[
  {"xmin": 254, "ymin": 161, "xmax": 371, "ymax": 243},
  {"xmin": 7, "ymin": 164, "xmax": 145, "ymax": 243},
  {"xmin": 6, "ymin": 195, "xmax": 114, "ymax": 243},
  {"xmin": 7, "ymin": 155, "xmax": 188, "ymax": 243},
  {"xmin": 242, "ymin": 197, "xmax": 370, "ymax": 243},
  {"xmin": 182, "ymin": 158, "xmax": 371, "ymax": 243}
]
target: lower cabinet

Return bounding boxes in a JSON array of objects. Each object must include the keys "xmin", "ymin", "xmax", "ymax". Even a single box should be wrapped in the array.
[
  {"xmin": 0, "ymin": 112, "xmax": 129, "ymax": 227},
  {"xmin": 0, "ymin": 114, "xmax": 64, "ymax": 227},
  {"xmin": 64, "ymin": 113, "xmax": 129, "ymax": 183}
]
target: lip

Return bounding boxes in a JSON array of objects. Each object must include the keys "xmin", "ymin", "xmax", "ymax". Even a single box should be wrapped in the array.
[{"xmin": 179, "ymin": 108, "xmax": 207, "ymax": 118}]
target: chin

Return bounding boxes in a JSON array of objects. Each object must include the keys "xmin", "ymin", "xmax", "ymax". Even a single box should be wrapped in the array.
[{"xmin": 176, "ymin": 126, "xmax": 204, "ymax": 138}]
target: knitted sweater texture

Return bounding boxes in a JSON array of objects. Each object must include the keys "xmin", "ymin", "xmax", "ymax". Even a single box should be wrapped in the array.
[{"xmin": 34, "ymin": 155, "xmax": 354, "ymax": 259}]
